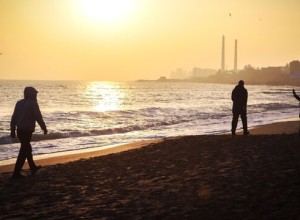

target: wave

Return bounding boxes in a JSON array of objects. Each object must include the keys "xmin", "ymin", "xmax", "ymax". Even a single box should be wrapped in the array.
[
  {"xmin": 249, "ymin": 103, "xmax": 297, "ymax": 111},
  {"xmin": 42, "ymin": 102, "xmax": 287, "ymax": 125},
  {"xmin": 0, "ymin": 111, "xmax": 222, "ymax": 145},
  {"xmin": 0, "ymin": 125, "xmax": 161, "ymax": 145},
  {"xmin": 0, "ymin": 102, "xmax": 296, "ymax": 145}
]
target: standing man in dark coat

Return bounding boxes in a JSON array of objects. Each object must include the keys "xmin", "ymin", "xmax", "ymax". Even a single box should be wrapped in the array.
[
  {"xmin": 10, "ymin": 87, "xmax": 48, "ymax": 178},
  {"xmin": 231, "ymin": 80, "xmax": 249, "ymax": 135}
]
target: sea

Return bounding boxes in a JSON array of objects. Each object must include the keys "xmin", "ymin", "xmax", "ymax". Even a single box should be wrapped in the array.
[{"xmin": 0, "ymin": 80, "xmax": 299, "ymax": 163}]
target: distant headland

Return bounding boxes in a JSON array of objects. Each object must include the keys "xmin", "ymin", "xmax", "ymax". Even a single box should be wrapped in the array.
[{"xmin": 137, "ymin": 60, "xmax": 300, "ymax": 86}]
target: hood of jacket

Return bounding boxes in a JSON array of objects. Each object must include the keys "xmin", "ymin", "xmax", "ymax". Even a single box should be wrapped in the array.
[{"xmin": 24, "ymin": 87, "xmax": 38, "ymax": 100}]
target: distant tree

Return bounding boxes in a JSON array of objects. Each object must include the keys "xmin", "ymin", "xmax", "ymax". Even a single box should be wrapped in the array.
[
  {"xmin": 289, "ymin": 60, "xmax": 300, "ymax": 74},
  {"xmin": 243, "ymin": 64, "xmax": 255, "ymax": 71}
]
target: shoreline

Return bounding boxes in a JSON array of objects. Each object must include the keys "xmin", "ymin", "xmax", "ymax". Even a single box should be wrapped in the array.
[
  {"xmin": 240, "ymin": 118, "xmax": 299, "ymax": 135},
  {"xmin": 1, "ymin": 123, "xmax": 299, "ymax": 218},
  {"xmin": 0, "ymin": 139, "xmax": 162, "ymax": 174},
  {"xmin": 0, "ymin": 119, "xmax": 299, "ymax": 174}
]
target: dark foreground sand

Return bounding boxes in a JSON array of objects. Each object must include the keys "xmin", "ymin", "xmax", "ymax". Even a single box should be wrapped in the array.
[{"xmin": 0, "ymin": 122, "xmax": 300, "ymax": 219}]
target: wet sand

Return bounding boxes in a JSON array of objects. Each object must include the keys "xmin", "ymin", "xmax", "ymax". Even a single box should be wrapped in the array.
[{"xmin": 0, "ymin": 120, "xmax": 300, "ymax": 219}]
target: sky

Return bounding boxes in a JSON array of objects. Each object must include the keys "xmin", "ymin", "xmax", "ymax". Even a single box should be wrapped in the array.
[{"xmin": 0, "ymin": 0, "xmax": 300, "ymax": 81}]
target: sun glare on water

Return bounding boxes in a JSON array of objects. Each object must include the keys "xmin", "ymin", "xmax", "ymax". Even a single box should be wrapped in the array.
[
  {"xmin": 76, "ymin": 0, "xmax": 137, "ymax": 25},
  {"xmin": 85, "ymin": 82, "xmax": 124, "ymax": 112}
]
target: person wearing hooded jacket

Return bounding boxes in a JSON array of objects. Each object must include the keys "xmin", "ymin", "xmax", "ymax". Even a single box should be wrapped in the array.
[
  {"xmin": 10, "ymin": 87, "xmax": 48, "ymax": 178},
  {"xmin": 231, "ymin": 80, "xmax": 249, "ymax": 135}
]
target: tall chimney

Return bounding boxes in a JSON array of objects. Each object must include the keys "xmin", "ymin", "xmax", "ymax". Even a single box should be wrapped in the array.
[
  {"xmin": 234, "ymin": 39, "xmax": 237, "ymax": 72},
  {"xmin": 221, "ymin": 35, "xmax": 225, "ymax": 73}
]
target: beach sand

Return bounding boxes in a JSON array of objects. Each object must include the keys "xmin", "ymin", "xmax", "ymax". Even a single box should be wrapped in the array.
[{"xmin": 0, "ymin": 120, "xmax": 300, "ymax": 219}]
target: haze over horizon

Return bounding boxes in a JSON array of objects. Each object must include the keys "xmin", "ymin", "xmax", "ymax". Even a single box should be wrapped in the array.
[{"xmin": 0, "ymin": 0, "xmax": 299, "ymax": 81}]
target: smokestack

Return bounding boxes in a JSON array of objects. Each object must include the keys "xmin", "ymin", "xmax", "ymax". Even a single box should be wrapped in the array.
[
  {"xmin": 221, "ymin": 35, "xmax": 225, "ymax": 73},
  {"xmin": 234, "ymin": 39, "xmax": 237, "ymax": 72}
]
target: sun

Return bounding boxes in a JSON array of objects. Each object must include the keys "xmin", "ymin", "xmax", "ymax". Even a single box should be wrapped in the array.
[{"xmin": 76, "ymin": 0, "xmax": 137, "ymax": 25}]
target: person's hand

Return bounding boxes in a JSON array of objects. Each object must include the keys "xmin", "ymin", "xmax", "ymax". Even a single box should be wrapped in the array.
[
  {"xmin": 43, "ymin": 128, "xmax": 48, "ymax": 135},
  {"xmin": 10, "ymin": 130, "xmax": 16, "ymax": 138}
]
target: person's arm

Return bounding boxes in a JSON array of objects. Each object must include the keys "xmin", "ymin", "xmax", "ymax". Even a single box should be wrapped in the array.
[
  {"xmin": 293, "ymin": 89, "xmax": 300, "ymax": 101},
  {"xmin": 10, "ymin": 103, "xmax": 18, "ymax": 138},
  {"xmin": 33, "ymin": 101, "xmax": 47, "ymax": 134},
  {"xmin": 231, "ymin": 89, "xmax": 235, "ymax": 101},
  {"xmin": 243, "ymin": 89, "xmax": 248, "ymax": 111}
]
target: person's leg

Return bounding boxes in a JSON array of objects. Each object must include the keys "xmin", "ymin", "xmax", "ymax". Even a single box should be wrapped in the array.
[
  {"xmin": 13, "ymin": 130, "xmax": 28, "ymax": 177},
  {"xmin": 20, "ymin": 131, "xmax": 40, "ymax": 173},
  {"xmin": 231, "ymin": 113, "xmax": 239, "ymax": 135},
  {"xmin": 13, "ymin": 130, "xmax": 38, "ymax": 175},
  {"xmin": 241, "ymin": 110, "xmax": 249, "ymax": 135},
  {"xmin": 27, "ymin": 143, "xmax": 41, "ymax": 175},
  {"xmin": 26, "ymin": 143, "xmax": 37, "ymax": 170}
]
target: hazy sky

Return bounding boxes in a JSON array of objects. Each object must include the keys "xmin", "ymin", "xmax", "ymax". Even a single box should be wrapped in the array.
[{"xmin": 0, "ymin": 0, "xmax": 300, "ymax": 81}]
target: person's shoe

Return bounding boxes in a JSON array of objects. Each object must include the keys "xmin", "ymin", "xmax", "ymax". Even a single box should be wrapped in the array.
[
  {"xmin": 232, "ymin": 131, "xmax": 236, "ymax": 135},
  {"xmin": 31, "ymin": 165, "xmax": 42, "ymax": 175},
  {"xmin": 243, "ymin": 131, "xmax": 250, "ymax": 135},
  {"xmin": 12, "ymin": 172, "xmax": 26, "ymax": 179}
]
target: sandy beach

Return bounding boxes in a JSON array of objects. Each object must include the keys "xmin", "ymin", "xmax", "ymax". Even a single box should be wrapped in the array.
[{"xmin": 0, "ymin": 120, "xmax": 300, "ymax": 219}]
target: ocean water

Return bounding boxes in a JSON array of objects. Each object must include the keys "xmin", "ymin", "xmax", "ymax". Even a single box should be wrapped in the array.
[{"xmin": 0, "ymin": 80, "xmax": 299, "ymax": 162}]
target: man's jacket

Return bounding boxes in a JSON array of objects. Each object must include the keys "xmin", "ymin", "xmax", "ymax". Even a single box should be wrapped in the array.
[{"xmin": 11, "ymin": 99, "xmax": 47, "ymax": 132}]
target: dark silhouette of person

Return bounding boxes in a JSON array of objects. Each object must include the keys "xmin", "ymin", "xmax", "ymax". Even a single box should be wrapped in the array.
[
  {"xmin": 231, "ymin": 80, "xmax": 249, "ymax": 135},
  {"xmin": 10, "ymin": 87, "xmax": 47, "ymax": 178},
  {"xmin": 292, "ymin": 89, "xmax": 300, "ymax": 101},
  {"xmin": 292, "ymin": 89, "xmax": 300, "ymax": 135}
]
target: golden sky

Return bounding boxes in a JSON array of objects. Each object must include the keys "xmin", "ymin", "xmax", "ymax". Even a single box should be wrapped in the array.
[{"xmin": 0, "ymin": 0, "xmax": 300, "ymax": 81}]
